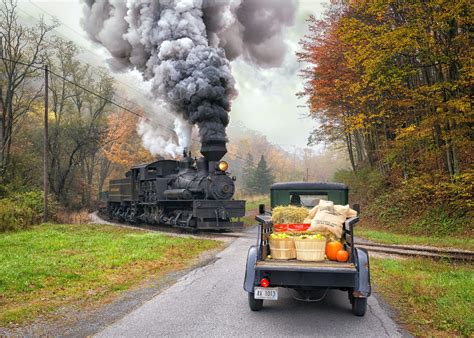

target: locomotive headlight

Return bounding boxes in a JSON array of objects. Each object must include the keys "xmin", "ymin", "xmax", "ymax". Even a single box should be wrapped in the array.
[{"xmin": 217, "ymin": 161, "xmax": 229, "ymax": 172}]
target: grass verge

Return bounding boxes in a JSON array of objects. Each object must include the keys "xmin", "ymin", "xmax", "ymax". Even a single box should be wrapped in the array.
[
  {"xmin": 356, "ymin": 228, "xmax": 474, "ymax": 251},
  {"xmin": 371, "ymin": 257, "xmax": 473, "ymax": 336},
  {"xmin": 244, "ymin": 195, "xmax": 270, "ymax": 214},
  {"xmin": 0, "ymin": 223, "xmax": 221, "ymax": 326},
  {"xmin": 241, "ymin": 195, "xmax": 270, "ymax": 226}
]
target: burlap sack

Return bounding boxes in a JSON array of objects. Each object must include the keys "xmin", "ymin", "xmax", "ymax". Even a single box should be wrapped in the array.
[
  {"xmin": 308, "ymin": 209, "xmax": 346, "ymax": 238},
  {"xmin": 334, "ymin": 204, "xmax": 357, "ymax": 218},
  {"xmin": 307, "ymin": 201, "xmax": 358, "ymax": 239},
  {"xmin": 318, "ymin": 200, "xmax": 334, "ymax": 211},
  {"xmin": 347, "ymin": 207, "xmax": 357, "ymax": 218},
  {"xmin": 308, "ymin": 205, "xmax": 319, "ymax": 219}
]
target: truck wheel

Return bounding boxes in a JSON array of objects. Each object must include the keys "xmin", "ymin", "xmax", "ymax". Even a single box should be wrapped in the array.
[
  {"xmin": 352, "ymin": 297, "xmax": 367, "ymax": 316},
  {"xmin": 248, "ymin": 292, "xmax": 263, "ymax": 311}
]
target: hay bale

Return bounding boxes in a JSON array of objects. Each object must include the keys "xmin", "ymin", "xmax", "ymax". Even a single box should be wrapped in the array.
[{"xmin": 271, "ymin": 206, "xmax": 309, "ymax": 224}]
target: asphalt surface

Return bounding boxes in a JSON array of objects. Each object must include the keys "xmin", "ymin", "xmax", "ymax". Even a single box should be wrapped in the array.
[{"xmin": 97, "ymin": 236, "xmax": 406, "ymax": 337}]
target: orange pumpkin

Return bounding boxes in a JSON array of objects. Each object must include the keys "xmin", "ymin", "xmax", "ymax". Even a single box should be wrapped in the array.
[
  {"xmin": 336, "ymin": 250, "xmax": 349, "ymax": 262},
  {"xmin": 326, "ymin": 241, "xmax": 343, "ymax": 261}
]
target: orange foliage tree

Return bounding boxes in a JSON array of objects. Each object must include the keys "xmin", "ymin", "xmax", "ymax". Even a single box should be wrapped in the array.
[
  {"xmin": 99, "ymin": 110, "xmax": 154, "ymax": 191},
  {"xmin": 298, "ymin": 0, "xmax": 473, "ymax": 180}
]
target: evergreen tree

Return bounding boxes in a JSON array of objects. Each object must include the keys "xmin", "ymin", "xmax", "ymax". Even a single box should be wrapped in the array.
[
  {"xmin": 253, "ymin": 155, "xmax": 275, "ymax": 195},
  {"xmin": 242, "ymin": 153, "xmax": 256, "ymax": 194}
]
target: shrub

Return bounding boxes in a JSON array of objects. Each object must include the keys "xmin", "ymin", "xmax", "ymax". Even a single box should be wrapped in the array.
[
  {"xmin": 55, "ymin": 209, "xmax": 91, "ymax": 224},
  {"xmin": 8, "ymin": 191, "xmax": 59, "ymax": 219},
  {"xmin": 0, "ymin": 191, "xmax": 59, "ymax": 232},
  {"xmin": 0, "ymin": 199, "xmax": 36, "ymax": 232},
  {"xmin": 333, "ymin": 168, "xmax": 384, "ymax": 207},
  {"xmin": 334, "ymin": 167, "xmax": 473, "ymax": 236}
]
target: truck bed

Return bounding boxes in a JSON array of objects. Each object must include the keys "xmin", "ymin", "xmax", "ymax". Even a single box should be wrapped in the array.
[{"xmin": 256, "ymin": 259, "xmax": 356, "ymax": 273}]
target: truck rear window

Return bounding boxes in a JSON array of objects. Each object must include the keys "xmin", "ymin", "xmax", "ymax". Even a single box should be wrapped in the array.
[{"xmin": 290, "ymin": 194, "xmax": 328, "ymax": 208}]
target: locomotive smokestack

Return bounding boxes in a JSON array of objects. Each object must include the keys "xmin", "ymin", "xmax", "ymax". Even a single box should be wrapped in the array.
[{"xmin": 200, "ymin": 140, "xmax": 227, "ymax": 163}]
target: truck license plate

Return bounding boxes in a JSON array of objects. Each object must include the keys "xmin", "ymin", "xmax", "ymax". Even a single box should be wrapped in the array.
[{"xmin": 254, "ymin": 287, "xmax": 278, "ymax": 300}]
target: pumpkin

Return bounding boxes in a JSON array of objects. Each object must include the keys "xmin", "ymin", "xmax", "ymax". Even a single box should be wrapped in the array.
[
  {"xmin": 326, "ymin": 241, "xmax": 343, "ymax": 261},
  {"xmin": 336, "ymin": 249, "xmax": 349, "ymax": 262}
]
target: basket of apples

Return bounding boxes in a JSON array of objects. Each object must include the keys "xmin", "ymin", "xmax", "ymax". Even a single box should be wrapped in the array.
[
  {"xmin": 269, "ymin": 232, "xmax": 296, "ymax": 260},
  {"xmin": 294, "ymin": 233, "xmax": 326, "ymax": 261}
]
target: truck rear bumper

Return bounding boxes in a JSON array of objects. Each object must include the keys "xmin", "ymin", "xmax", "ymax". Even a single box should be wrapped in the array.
[
  {"xmin": 256, "ymin": 270, "xmax": 357, "ymax": 288},
  {"xmin": 255, "ymin": 260, "xmax": 358, "ymax": 288}
]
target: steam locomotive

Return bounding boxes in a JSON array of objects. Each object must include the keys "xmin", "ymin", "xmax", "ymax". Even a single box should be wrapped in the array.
[{"xmin": 105, "ymin": 140, "xmax": 245, "ymax": 230}]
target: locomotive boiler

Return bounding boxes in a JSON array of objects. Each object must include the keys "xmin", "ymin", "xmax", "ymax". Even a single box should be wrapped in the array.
[{"xmin": 106, "ymin": 140, "xmax": 245, "ymax": 230}]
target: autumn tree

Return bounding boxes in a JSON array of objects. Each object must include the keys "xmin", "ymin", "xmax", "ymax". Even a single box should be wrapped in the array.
[
  {"xmin": 0, "ymin": 0, "xmax": 55, "ymax": 178},
  {"xmin": 99, "ymin": 110, "xmax": 154, "ymax": 192},
  {"xmin": 46, "ymin": 38, "xmax": 114, "ymax": 206},
  {"xmin": 297, "ymin": 0, "xmax": 473, "ymax": 223},
  {"xmin": 298, "ymin": 0, "xmax": 473, "ymax": 180}
]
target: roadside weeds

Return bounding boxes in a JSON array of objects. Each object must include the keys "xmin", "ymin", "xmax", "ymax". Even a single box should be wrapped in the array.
[{"xmin": 371, "ymin": 257, "xmax": 473, "ymax": 337}]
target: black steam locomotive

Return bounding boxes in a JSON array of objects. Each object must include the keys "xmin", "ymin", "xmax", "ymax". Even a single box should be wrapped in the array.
[{"xmin": 105, "ymin": 140, "xmax": 245, "ymax": 230}]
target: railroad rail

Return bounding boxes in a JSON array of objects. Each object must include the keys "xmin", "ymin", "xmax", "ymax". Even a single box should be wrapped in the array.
[{"xmin": 357, "ymin": 240, "xmax": 474, "ymax": 261}]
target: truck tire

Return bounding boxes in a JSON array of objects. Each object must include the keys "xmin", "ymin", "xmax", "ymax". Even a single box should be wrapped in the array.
[
  {"xmin": 248, "ymin": 292, "xmax": 263, "ymax": 311},
  {"xmin": 352, "ymin": 297, "xmax": 367, "ymax": 316}
]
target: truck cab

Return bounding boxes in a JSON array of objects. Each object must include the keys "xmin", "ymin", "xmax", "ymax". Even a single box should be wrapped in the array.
[{"xmin": 243, "ymin": 182, "xmax": 371, "ymax": 316}]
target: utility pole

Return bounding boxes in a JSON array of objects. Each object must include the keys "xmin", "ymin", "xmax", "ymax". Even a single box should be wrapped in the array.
[
  {"xmin": 306, "ymin": 168, "xmax": 309, "ymax": 182},
  {"xmin": 43, "ymin": 65, "xmax": 49, "ymax": 222},
  {"xmin": 0, "ymin": 37, "xmax": 3, "ymax": 171}
]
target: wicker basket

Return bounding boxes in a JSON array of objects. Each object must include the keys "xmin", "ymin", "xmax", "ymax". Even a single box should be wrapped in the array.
[
  {"xmin": 294, "ymin": 238, "xmax": 326, "ymax": 261},
  {"xmin": 269, "ymin": 238, "xmax": 296, "ymax": 260}
]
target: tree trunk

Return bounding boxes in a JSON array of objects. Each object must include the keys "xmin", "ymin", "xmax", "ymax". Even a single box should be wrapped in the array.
[{"xmin": 346, "ymin": 132, "xmax": 356, "ymax": 172}]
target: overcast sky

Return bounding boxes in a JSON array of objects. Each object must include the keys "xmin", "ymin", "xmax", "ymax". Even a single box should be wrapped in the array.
[{"xmin": 18, "ymin": 0, "xmax": 328, "ymax": 149}]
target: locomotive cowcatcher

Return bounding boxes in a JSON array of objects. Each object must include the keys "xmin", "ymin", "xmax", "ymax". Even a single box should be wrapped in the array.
[{"xmin": 105, "ymin": 140, "xmax": 245, "ymax": 230}]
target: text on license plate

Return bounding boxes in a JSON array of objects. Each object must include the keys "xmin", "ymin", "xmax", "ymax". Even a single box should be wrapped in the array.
[{"xmin": 254, "ymin": 287, "xmax": 278, "ymax": 300}]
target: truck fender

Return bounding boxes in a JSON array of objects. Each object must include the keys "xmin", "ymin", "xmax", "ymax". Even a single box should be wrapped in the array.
[
  {"xmin": 354, "ymin": 248, "xmax": 371, "ymax": 297},
  {"xmin": 243, "ymin": 245, "xmax": 258, "ymax": 293}
]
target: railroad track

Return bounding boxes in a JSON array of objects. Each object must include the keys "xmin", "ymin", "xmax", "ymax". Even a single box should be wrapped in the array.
[
  {"xmin": 357, "ymin": 240, "xmax": 474, "ymax": 261},
  {"xmin": 89, "ymin": 211, "xmax": 254, "ymax": 240},
  {"xmin": 91, "ymin": 212, "xmax": 472, "ymax": 260}
]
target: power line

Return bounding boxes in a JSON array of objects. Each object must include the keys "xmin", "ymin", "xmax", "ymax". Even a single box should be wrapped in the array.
[
  {"xmin": 13, "ymin": 4, "xmax": 252, "ymax": 161},
  {"xmin": 24, "ymin": 1, "xmax": 155, "ymax": 104},
  {"xmin": 2, "ymin": 55, "xmax": 247, "ymax": 161},
  {"xmin": 18, "ymin": 2, "xmax": 226, "ymax": 150},
  {"xmin": 2, "ymin": 55, "xmax": 142, "ymax": 115}
]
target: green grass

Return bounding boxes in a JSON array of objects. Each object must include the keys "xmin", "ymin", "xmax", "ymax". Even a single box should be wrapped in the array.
[
  {"xmin": 0, "ymin": 223, "xmax": 221, "ymax": 325},
  {"xmin": 244, "ymin": 195, "xmax": 270, "ymax": 213},
  {"xmin": 372, "ymin": 258, "xmax": 474, "ymax": 336},
  {"xmin": 238, "ymin": 195, "xmax": 270, "ymax": 227},
  {"xmin": 356, "ymin": 228, "xmax": 474, "ymax": 251}
]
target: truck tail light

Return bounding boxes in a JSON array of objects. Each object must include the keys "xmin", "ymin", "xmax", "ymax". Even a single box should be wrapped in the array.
[{"xmin": 260, "ymin": 278, "xmax": 270, "ymax": 288}]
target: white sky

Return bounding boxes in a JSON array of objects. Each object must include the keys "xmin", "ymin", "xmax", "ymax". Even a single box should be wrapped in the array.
[{"xmin": 17, "ymin": 0, "xmax": 329, "ymax": 148}]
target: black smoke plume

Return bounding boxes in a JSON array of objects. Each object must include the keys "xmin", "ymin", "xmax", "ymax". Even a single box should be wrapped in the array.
[{"xmin": 82, "ymin": 0, "xmax": 297, "ymax": 147}]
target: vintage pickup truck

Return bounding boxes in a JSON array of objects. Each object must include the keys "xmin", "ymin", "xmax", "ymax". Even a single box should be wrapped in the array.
[{"xmin": 243, "ymin": 182, "xmax": 371, "ymax": 316}]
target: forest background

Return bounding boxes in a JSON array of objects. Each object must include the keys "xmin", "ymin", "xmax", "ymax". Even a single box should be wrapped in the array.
[
  {"xmin": 1, "ymin": 0, "xmax": 472, "ymax": 237},
  {"xmin": 297, "ymin": 0, "xmax": 472, "ymax": 236},
  {"xmin": 0, "ymin": 0, "xmax": 348, "ymax": 231}
]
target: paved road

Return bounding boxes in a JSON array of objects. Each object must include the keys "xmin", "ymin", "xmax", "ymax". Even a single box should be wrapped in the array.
[{"xmin": 97, "ymin": 237, "xmax": 406, "ymax": 337}]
